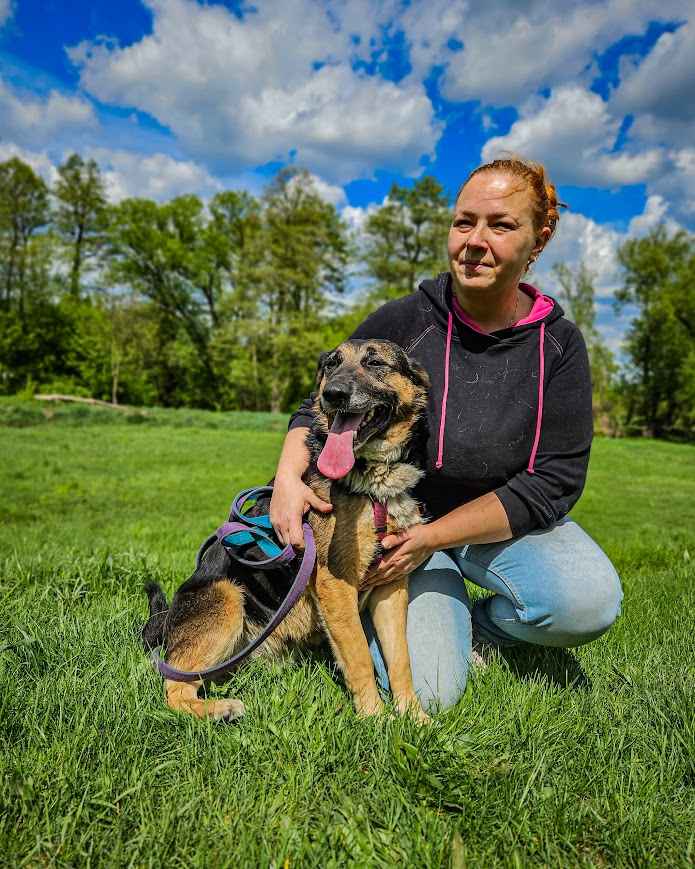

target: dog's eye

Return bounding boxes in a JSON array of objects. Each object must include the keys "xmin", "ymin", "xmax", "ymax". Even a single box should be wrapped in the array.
[{"xmin": 364, "ymin": 357, "xmax": 386, "ymax": 369}]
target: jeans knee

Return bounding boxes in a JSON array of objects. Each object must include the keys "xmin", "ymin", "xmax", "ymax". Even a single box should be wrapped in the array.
[
  {"xmin": 558, "ymin": 563, "xmax": 623, "ymax": 644},
  {"xmin": 415, "ymin": 656, "xmax": 469, "ymax": 713}
]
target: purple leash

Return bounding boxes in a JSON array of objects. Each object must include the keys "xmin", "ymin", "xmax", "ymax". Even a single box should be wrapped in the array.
[{"xmin": 150, "ymin": 488, "xmax": 316, "ymax": 683}]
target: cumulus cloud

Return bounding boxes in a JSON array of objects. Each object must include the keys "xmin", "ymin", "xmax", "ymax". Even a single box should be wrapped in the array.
[
  {"xmin": 0, "ymin": 0, "xmax": 13, "ymax": 27},
  {"xmin": 0, "ymin": 142, "xmax": 60, "ymax": 186},
  {"xmin": 646, "ymin": 148, "xmax": 695, "ymax": 223},
  {"xmin": 533, "ymin": 210, "xmax": 623, "ymax": 299},
  {"xmin": 399, "ymin": 0, "xmax": 690, "ymax": 106},
  {"xmin": 86, "ymin": 148, "xmax": 224, "ymax": 202},
  {"xmin": 287, "ymin": 172, "xmax": 346, "ymax": 208},
  {"xmin": 0, "ymin": 78, "xmax": 97, "ymax": 148},
  {"xmin": 482, "ymin": 85, "xmax": 663, "ymax": 187},
  {"xmin": 613, "ymin": 21, "xmax": 695, "ymax": 147},
  {"xmin": 68, "ymin": 0, "xmax": 439, "ymax": 182}
]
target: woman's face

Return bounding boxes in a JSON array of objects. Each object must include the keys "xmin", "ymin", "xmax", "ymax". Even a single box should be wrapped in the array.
[{"xmin": 448, "ymin": 171, "xmax": 548, "ymax": 298}]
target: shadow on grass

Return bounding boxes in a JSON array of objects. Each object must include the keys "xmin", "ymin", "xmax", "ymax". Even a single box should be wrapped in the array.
[{"xmin": 498, "ymin": 645, "xmax": 592, "ymax": 690}]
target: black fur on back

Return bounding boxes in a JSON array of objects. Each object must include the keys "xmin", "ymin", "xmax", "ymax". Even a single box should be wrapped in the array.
[
  {"xmin": 141, "ymin": 488, "xmax": 296, "ymax": 652},
  {"xmin": 141, "ymin": 582, "xmax": 169, "ymax": 651}
]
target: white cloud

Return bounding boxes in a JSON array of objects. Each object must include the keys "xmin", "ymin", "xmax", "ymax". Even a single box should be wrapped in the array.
[
  {"xmin": 0, "ymin": 0, "xmax": 13, "ymax": 27},
  {"xmin": 87, "ymin": 148, "xmax": 223, "ymax": 202},
  {"xmin": 533, "ymin": 210, "xmax": 623, "ymax": 299},
  {"xmin": 482, "ymin": 85, "xmax": 663, "ymax": 187},
  {"xmin": 289, "ymin": 172, "xmax": 346, "ymax": 208},
  {"xmin": 399, "ymin": 0, "xmax": 690, "ymax": 106},
  {"xmin": 627, "ymin": 194, "xmax": 670, "ymax": 235},
  {"xmin": 645, "ymin": 148, "xmax": 695, "ymax": 223},
  {"xmin": 0, "ymin": 78, "xmax": 97, "ymax": 148},
  {"xmin": 532, "ymin": 190, "xmax": 683, "ymax": 305},
  {"xmin": 613, "ymin": 21, "xmax": 695, "ymax": 147},
  {"xmin": 0, "ymin": 142, "xmax": 60, "ymax": 186},
  {"xmin": 68, "ymin": 0, "xmax": 439, "ymax": 183}
]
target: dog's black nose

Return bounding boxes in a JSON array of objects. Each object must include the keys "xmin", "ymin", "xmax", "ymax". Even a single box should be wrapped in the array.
[{"xmin": 322, "ymin": 380, "xmax": 352, "ymax": 407}]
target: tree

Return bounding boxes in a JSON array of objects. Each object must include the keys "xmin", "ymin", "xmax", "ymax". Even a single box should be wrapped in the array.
[
  {"xmin": 615, "ymin": 226, "xmax": 695, "ymax": 437},
  {"xmin": 258, "ymin": 169, "xmax": 349, "ymax": 410},
  {"xmin": 363, "ymin": 176, "xmax": 451, "ymax": 301},
  {"xmin": 54, "ymin": 153, "xmax": 108, "ymax": 297},
  {"xmin": 104, "ymin": 195, "xmax": 222, "ymax": 405},
  {"xmin": 0, "ymin": 158, "xmax": 50, "ymax": 321},
  {"xmin": 552, "ymin": 262, "xmax": 618, "ymax": 427}
]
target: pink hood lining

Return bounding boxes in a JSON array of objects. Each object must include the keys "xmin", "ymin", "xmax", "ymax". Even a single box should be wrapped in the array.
[
  {"xmin": 435, "ymin": 284, "xmax": 549, "ymax": 475},
  {"xmin": 450, "ymin": 282, "xmax": 554, "ymax": 333}
]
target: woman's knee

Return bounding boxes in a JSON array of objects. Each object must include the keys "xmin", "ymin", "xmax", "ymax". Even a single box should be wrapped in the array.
[
  {"xmin": 470, "ymin": 521, "xmax": 623, "ymax": 647},
  {"xmin": 562, "ymin": 558, "xmax": 623, "ymax": 642},
  {"xmin": 526, "ymin": 555, "xmax": 623, "ymax": 646}
]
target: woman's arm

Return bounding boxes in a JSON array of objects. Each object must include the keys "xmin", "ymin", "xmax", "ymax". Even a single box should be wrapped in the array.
[
  {"xmin": 269, "ymin": 426, "xmax": 333, "ymax": 548},
  {"xmin": 362, "ymin": 491, "xmax": 512, "ymax": 588}
]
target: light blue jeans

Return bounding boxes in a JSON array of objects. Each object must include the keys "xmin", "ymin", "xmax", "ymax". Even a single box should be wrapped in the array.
[{"xmin": 363, "ymin": 518, "xmax": 623, "ymax": 712}]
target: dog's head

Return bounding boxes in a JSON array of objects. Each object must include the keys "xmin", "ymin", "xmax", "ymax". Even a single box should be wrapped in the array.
[{"xmin": 312, "ymin": 339, "xmax": 430, "ymax": 480}]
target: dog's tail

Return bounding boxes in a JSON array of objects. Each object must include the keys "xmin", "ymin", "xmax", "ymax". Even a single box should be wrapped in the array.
[{"xmin": 141, "ymin": 582, "xmax": 169, "ymax": 651}]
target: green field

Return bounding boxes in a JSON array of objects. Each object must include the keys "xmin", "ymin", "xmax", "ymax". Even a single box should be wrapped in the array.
[{"xmin": 1, "ymin": 406, "xmax": 694, "ymax": 867}]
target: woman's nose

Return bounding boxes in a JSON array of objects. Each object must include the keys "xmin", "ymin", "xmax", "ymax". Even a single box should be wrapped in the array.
[{"xmin": 466, "ymin": 223, "xmax": 487, "ymax": 248}]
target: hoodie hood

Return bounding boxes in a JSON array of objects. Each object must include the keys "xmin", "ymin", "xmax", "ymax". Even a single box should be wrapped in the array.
[{"xmin": 419, "ymin": 272, "xmax": 564, "ymax": 338}]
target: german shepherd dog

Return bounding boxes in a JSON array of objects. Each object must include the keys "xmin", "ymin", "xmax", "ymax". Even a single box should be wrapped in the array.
[{"xmin": 142, "ymin": 339, "xmax": 430, "ymax": 723}]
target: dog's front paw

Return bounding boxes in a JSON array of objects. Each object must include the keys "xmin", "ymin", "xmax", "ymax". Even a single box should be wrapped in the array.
[
  {"xmin": 211, "ymin": 698, "xmax": 246, "ymax": 723},
  {"xmin": 355, "ymin": 694, "xmax": 385, "ymax": 718},
  {"xmin": 395, "ymin": 695, "xmax": 431, "ymax": 725}
]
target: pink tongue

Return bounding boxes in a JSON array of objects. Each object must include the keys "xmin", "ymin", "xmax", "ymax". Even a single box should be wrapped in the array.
[{"xmin": 317, "ymin": 412, "xmax": 365, "ymax": 480}]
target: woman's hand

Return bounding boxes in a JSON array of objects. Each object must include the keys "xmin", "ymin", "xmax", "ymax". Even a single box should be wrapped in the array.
[
  {"xmin": 270, "ymin": 473, "xmax": 332, "ymax": 549},
  {"xmin": 360, "ymin": 524, "xmax": 435, "ymax": 589}
]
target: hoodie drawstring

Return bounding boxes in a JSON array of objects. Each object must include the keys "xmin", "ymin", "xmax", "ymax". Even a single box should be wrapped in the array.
[
  {"xmin": 435, "ymin": 311, "xmax": 453, "ymax": 470},
  {"xmin": 527, "ymin": 321, "xmax": 546, "ymax": 474},
  {"xmin": 436, "ymin": 311, "xmax": 547, "ymax": 475}
]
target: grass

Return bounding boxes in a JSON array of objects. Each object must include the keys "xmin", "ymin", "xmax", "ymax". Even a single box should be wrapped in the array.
[{"xmin": 1, "ymin": 402, "xmax": 694, "ymax": 867}]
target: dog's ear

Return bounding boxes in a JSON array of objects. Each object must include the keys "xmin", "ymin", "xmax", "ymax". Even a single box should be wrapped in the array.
[
  {"xmin": 404, "ymin": 356, "xmax": 430, "ymax": 390},
  {"xmin": 315, "ymin": 350, "xmax": 332, "ymax": 388}
]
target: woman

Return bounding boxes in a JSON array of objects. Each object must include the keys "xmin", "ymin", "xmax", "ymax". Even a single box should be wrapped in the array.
[{"xmin": 270, "ymin": 157, "xmax": 623, "ymax": 711}]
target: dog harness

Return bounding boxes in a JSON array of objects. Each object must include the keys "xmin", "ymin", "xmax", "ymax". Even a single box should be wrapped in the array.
[{"xmin": 150, "ymin": 485, "xmax": 388, "ymax": 683}]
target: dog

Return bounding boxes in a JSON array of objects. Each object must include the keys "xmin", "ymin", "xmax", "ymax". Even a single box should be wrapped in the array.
[{"xmin": 142, "ymin": 339, "xmax": 430, "ymax": 723}]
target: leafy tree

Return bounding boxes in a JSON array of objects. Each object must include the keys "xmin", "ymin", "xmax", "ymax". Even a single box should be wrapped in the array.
[
  {"xmin": 104, "ymin": 195, "xmax": 225, "ymax": 405},
  {"xmin": 615, "ymin": 226, "xmax": 695, "ymax": 437},
  {"xmin": 240, "ymin": 168, "xmax": 350, "ymax": 412},
  {"xmin": 363, "ymin": 176, "xmax": 450, "ymax": 301},
  {"xmin": 53, "ymin": 153, "xmax": 108, "ymax": 297},
  {"xmin": 0, "ymin": 158, "xmax": 50, "ymax": 321},
  {"xmin": 552, "ymin": 262, "xmax": 618, "ymax": 427}
]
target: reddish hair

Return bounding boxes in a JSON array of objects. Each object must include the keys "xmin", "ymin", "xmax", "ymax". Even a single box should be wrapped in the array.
[{"xmin": 458, "ymin": 157, "xmax": 566, "ymax": 250}]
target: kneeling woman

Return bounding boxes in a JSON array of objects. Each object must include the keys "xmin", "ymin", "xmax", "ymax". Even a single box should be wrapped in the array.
[{"xmin": 271, "ymin": 156, "xmax": 623, "ymax": 711}]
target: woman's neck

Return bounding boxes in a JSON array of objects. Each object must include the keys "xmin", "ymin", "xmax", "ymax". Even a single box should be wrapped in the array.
[{"xmin": 452, "ymin": 282, "xmax": 532, "ymax": 332}]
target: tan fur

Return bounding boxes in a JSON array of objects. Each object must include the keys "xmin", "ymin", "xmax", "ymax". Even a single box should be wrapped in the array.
[{"xmin": 162, "ymin": 339, "xmax": 430, "ymax": 723}]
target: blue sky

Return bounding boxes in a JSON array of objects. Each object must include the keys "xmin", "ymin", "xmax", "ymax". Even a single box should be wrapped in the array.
[{"xmin": 1, "ymin": 0, "xmax": 693, "ymax": 349}]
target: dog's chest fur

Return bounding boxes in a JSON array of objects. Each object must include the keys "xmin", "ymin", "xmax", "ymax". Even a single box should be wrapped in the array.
[{"xmin": 307, "ymin": 459, "xmax": 424, "ymax": 583}]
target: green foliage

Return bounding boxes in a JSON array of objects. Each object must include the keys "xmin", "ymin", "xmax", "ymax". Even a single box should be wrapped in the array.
[
  {"xmin": 54, "ymin": 153, "xmax": 108, "ymax": 296},
  {"xmin": 0, "ymin": 157, "xmax": 50, "ymax": 320},
  {"xmin": 616, "ymin": 227, "xmax": 695, "ymax": 438},
  {"xmin": 363, "ymin": 176, "xmax": 451, "ymax": 302},
  {"xmin": 1, "ymin": 152, "xmax": 694, "ymax": 437},
  {"xmin": 1, "ymin": 424, "xmax": 694, "ymax": 866},
  {"xmin": 552, "ymin": 262, "xmax": 619, "ymax": 431}
]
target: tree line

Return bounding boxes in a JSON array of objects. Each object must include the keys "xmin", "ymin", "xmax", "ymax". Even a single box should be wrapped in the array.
[{"xmin": 1, "ymin": 154, "xmax": 693, "ymax": 438}]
